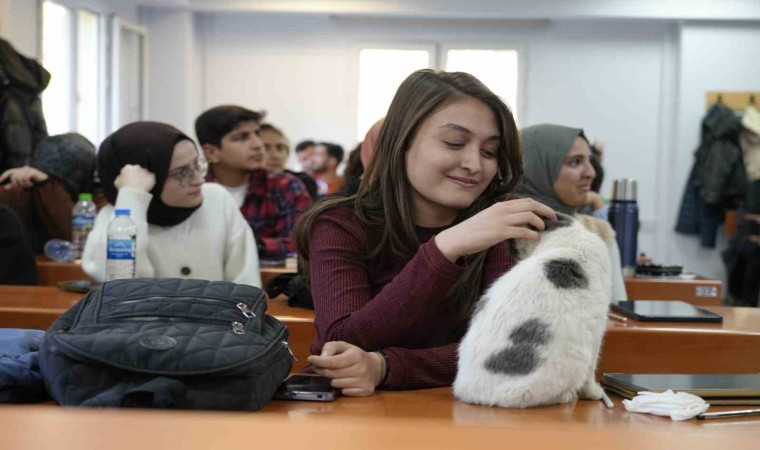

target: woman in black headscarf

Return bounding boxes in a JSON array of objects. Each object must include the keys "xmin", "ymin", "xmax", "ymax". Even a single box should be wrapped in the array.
[
  {"xmin": 82, "ymin": 121, "xmax": 261, "ymax": 286},
  {"xmin": 518, "ymin": 124, "xmax": 627, "ymax": 301},
  {"xmin": 0, "ymin": 133, "xmax": 96, "ymax": 253}
]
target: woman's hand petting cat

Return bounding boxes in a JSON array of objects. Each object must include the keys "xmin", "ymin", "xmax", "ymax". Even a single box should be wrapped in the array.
[
  {"xmin": 0, "ymin": 166, "xmax": 48, "ymax": 190},
  {"xmin": 308, "ymin": 341, "xmax": 387, "ymax": 397},
  {"xmin": 435, "ymin": 198, "xmax": 557, "ymax": 263},
  {"xmin": 114, "ymin": 164, "xmax": 156, "ymax": 192}
]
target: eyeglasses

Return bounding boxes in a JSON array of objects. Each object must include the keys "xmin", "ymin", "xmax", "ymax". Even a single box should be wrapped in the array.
[{"xmin": 168, "ymin": 157, "xmax": 208, "ymax": 187}]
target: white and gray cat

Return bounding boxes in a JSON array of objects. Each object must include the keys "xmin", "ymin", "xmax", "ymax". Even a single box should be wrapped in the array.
[{"xmin": 454, "ymin": 213, "xmax": 610, "ymax": 408}]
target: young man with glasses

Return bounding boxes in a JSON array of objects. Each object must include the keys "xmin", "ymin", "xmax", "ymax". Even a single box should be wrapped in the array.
[{"xmin": 195, "ymin": 106, "xmax": 312, "ymax": 262}]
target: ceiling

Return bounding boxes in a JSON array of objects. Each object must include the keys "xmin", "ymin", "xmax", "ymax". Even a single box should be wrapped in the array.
[{"xmin": 136, "ymin": 0, "xmax": 760, "ymax": 21}]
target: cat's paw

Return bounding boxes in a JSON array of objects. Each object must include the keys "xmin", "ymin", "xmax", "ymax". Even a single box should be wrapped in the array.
[
  {"xmin": 557, "ymin": 390, "xmax": 578, "ymax": 404},
  {"xmin": 578, "ymin": 381, "xmax": 604, "ymax": 400}
]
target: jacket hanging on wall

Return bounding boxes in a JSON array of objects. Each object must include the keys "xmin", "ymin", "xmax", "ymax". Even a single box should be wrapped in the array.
[
  {"xmin": 675, "ymin": 103, "xmax": 747, "ymax": 247},
  {"xmin": 38, "ymin": 278, "xmax": 293, "ymax": 410},
  {"xmin": 0, "ymin": 38, "xmax": 49, "ymax": 173}
]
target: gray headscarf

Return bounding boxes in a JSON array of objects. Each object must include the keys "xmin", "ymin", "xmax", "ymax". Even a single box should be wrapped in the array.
[
  {"xmin": 517, "ymin": 124, "xmax": 587, "ymax": 215},
  {"xmin": 32, "ymin": 133, "xmax": 96, "ymax": 200}
]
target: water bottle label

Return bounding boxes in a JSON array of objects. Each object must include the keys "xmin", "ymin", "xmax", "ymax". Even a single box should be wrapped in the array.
[
  {"xmin": 73, "ymin": 214, "xmax": 95, "ymax": 229},
  {"xmin": 107, "ymin": 238, "xmax": 136, "ymax": 260}
]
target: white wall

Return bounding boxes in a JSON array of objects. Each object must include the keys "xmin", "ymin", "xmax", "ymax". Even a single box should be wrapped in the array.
[
  {"xmin": 0, "ymin": 0, "xmax": 40, "ymax": 58},
  {"xmin": 197, "ymin": 13, "xmax": 671, "ymax": 258},
  {"xmin": 664, "ymin": 22, "xmax": 760, "ymax": 279},
  {"xmin": 141, "ymin": 8, "xmax": 201, "ymax": 135}
]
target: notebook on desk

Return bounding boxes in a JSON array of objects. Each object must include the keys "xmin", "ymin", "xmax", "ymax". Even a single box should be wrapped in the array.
[{"xmin": 602, "ymin": 373, "xmax": 760, "ymax": 405}]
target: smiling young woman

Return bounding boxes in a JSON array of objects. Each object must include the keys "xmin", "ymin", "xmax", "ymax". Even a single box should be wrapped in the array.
[{"xmin": 293, "ymin": 69, "xmax": 557, "ymax": 396}]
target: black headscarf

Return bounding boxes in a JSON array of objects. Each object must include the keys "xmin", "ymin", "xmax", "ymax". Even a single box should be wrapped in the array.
[
  {"xmin": 32, "ymin": 133, "xmax": 96, "ymax": 201},
  {"xmin": 98, "ymin": 121, "xmax": 201, "ymax": 226}
]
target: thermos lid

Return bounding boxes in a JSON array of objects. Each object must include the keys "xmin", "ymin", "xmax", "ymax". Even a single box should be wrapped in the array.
[{"xmin": 612, "ymin": 178, "xmax": 637, "ymax": 201}]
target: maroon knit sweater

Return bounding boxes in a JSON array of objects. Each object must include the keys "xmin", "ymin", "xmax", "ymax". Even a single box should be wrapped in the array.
[{"xmin": 308, "ymin": 206, "xmax": 517, "ymax": 390}]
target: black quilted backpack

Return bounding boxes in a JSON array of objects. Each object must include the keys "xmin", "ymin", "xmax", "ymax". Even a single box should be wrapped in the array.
[{"xmin": 38, "ymin": 278, "xmax": 293, "ymax": 410}]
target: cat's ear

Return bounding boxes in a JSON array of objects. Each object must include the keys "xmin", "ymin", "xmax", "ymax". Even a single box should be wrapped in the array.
[{"xmin": 543, "ymin": 212, "xmax": 574, "ymax": 233}]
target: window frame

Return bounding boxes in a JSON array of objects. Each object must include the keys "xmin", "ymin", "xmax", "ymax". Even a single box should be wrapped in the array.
[
  {"xmin": 439, "ymin": 41, "xmax": 526, "ymax": 125},
  {"xmin": 354, "ymin": 40, "xmax": 526, "ymax": 140},
  {"xmin": 352, "ymin": 41, "xmax": 437, "ymax": 141},
  {"xmin": 39, "ymin": 0, "xmax": 104, "ymax": 142},
  {"xmin": 108, "ymin": 16, "xmax": 148, "ymax": 133}
]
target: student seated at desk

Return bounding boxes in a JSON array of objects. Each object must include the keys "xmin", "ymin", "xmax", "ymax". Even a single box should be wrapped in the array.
[
  {"xmin": 0, "ymin": 133, "xmax": 96, "ymax": 253},
  {"xmin": 82, "ymin": 121, "xmax": 260, "ymax": 286},
  {"xmin": 517, "ymin": 124, "xmax": 627, "ymax": 301},
  {"xmin": 260, "ymin": 123, "xmax": 318, "ymax": 200},
  {"xmin": 195, "ymin": 106, "xmax": 312, "ymax": 261},
  {"xmin": 295, "ymin": 69, "xmax": 556, "ymax": 396}
]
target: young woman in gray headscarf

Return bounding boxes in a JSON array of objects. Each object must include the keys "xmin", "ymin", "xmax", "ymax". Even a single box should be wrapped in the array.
[{"xmin": 518, "ymin": 124, "xmax": 627, "ymax": 301}]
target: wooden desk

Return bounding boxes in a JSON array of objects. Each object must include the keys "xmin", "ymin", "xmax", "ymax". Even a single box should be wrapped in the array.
[
  {"xmin": 35, "ymin": 258, "xmax": 91, "ymax": 286},
  {"xmin": 599, "ymin": 306, "xmax": 760, "ymax": 376},
  {"xmin": 0, "ymin": 285, "xmax": 81, "ymax": 329},
  {"xmin": 3, "ymin": 286, "xmax": 759, "ymax": 377},
  {"xmin": 624, "ymin": 276, "xmax": 722, "ymax": 306},
  {"xmin": 34, "ymin": 259, "xmax": 295, "ymax": 288},
  {"xmin": 0, "ymin": 389, "xmax": 757, "ymax": 449},
  {"xmin": 267, "ymin": 295, "xmax": 314, "ymax": 371}
]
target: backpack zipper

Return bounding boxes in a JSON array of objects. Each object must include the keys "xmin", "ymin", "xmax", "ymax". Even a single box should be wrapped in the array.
[
  {"xmin": 281, "ymin": 340, "xmax": 297, "ymax": 361},
  {"xmin": 112, "ymin": 315, "xmax": 248, "ymax": 335},
  {"xmin": 103, "ymin": 296, "xmax": 259, "ymax": 321}
]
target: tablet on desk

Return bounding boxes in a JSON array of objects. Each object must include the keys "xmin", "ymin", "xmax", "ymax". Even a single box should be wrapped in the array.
[{"xmin": 610, "ymin": 300, "xmax": 723, "ymax": 323}]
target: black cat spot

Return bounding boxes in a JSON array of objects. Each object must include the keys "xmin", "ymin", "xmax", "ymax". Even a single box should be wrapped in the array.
[
  {"xmin": 485, "ymin": 343, "xmax": 540, "ymax": 375},
  {"xmin": 510, "ymin": 319, "xmax": 552, "ymax": 345},
  {"xmin": 484, "ymin": 319, "xmax": 552, "ymax": 376},
  {"xmin": 544, "ymin": 258, "xmax": 588, "ymax": 289}
]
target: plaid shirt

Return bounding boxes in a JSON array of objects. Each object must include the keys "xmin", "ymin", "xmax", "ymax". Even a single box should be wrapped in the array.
[{"xmin": 208, "ymin": 169, "xmax": 312, "ymax": 259}]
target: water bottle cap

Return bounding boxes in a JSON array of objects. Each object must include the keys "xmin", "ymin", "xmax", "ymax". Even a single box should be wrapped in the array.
[
  {"xmin": 612, "ymin": 178, "xmax": 637, "ymax": 201},
  {"xmin": 115, "ymin": 209, "xmax": 131, "ymax": 216},
  {"xmin": 79, "ymin": 193, "xmax": 93, "ymax": 201}
]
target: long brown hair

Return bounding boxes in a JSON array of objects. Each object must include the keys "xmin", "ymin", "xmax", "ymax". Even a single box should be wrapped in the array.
[{"xmin": 294, "ymin": 69, "xmax": 523, "ymax": 318}]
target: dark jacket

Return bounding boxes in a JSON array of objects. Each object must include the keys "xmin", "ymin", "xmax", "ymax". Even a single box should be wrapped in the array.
[
  {"xmin": 0, "ymin": 204, "xmax": 37, "ymax": 285},
  {"xmin": 285, "ymin": 170, "xmax": 318, "ymax": 200},
  {"xmin": 676, "ymin": 104, "xmax": 747, "ymax": 247},
  {"xmin": 0, "ymin": 38, "xmax": 50, "ymax": 173}
]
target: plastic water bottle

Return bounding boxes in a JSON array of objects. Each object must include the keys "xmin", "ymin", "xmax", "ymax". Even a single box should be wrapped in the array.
[
  {"xmin": 608, "ymin": 178, "xmax": 639, "ymax": 277},
  {"xmin": 43, "ymin": 239, "xmax": 77, "ymax": 262},
  {"xmin": 106, "ymin": 209, "xmax": 137, "ymax": 281},
  {"xmin": 72, "ymin": 193, "xmax": 96, "ymax": 259}
]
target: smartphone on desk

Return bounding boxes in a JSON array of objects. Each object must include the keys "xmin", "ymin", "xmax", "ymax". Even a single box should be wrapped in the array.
[{"xmin": 275, "ymin": 374, "xmax": 338, "ymax": 402}]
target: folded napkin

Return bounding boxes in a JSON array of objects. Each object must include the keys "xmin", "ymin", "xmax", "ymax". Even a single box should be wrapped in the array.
[{"xmin": 623, "ymin": 390, "xmax": 709, "ymax": 421}]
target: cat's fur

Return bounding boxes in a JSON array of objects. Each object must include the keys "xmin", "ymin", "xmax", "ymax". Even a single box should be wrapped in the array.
[{"xmin": 453, "ymin": 213, "xmax": 610, "ymax": 408}]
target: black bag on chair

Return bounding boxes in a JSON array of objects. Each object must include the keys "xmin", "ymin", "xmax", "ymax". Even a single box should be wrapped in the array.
[{"xmin": 38, "ymin": 278, "xmax": 293, "ymax": 410}]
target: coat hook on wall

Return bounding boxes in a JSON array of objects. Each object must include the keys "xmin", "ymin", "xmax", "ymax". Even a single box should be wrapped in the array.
[
  {"xmin": 717, "ymin": 94, "xmax": 724, "ymax": 104},
  {"xmin": 750, "ymin": 95, "xmax": 756, "ymax": 106}
]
